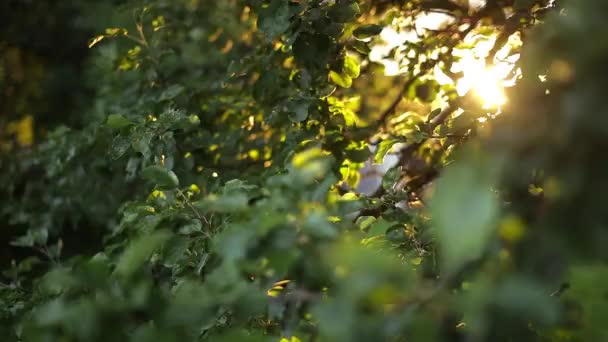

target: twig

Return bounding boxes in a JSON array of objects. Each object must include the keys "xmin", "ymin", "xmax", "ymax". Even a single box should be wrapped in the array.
[
  {"xmin": 123, "ymin": 34, "xmax": 146, "ymax": 46},
  {"xmin": 177, "ymin": 189, "xmax": 210, "ymax": 226},
  {"xmin": 377, "ymin": 73, "xmax": 423, "ymax": 129},
  {"xmin": 131, "ymin": 8, "xmax": 160, "ymax": 65},
  {"xmin": 550, "ymin": 282, "xmax": 570, "ymax": 297},
  {"xmin": 429, "ymin": 133, "xmax": 468, "ymax": 139}
]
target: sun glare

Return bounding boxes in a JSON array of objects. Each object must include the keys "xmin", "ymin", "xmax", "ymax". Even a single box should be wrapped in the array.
[
  {"xmin": 371, "ymin": 15, "xmax": 522, "ymax": 110},
  {"xmin": 474, "ymin": 70, "xmax": 507, "ymax": 109},
  {"xmin": 456, "ymin": 62, "xmax": 508, "ymax": 109},
  {"xmin": 452, "ymin": 35, "xmax": 521, "ymax": 110}
]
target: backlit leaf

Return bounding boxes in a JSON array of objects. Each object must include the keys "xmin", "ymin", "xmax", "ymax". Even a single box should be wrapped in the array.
[{"xmin": 329, "ymin": 70, "xmax": 352, "ymax": 88}]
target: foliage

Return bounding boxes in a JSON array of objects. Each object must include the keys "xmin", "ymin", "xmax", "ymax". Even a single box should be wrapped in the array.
[{"xmin": 1, "ymin": 0, "xmax": 607, "ymax": 341}]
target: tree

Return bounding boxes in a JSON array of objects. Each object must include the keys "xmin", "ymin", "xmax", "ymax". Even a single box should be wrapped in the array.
[{"xmin": 1, "ymin": 0, "xmax": 606, "ymax": 341}]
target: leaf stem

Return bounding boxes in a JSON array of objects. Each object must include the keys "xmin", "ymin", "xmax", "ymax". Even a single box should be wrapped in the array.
[{"xmin": 177, "ymin": 189, "xmax": 210, "ymax": 226}]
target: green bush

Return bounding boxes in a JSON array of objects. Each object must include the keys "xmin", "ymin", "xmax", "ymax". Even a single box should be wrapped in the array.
[{"xmin": 2, "ymin": 0, "xmax": 607, "ymax": 341}]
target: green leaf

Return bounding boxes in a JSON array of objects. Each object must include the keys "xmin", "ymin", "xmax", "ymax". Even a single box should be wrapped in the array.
[
  {"xmin": 329, "ymin": 70, "xmax": 353, "ymax": 88},
  {"xmin": 351, "ymin": 40, "xmax": 371, "ymax": 54},
  {"xmin": 328, "ymin": 1, "xmax": 360, "ymax": 23},
  {"xmin": 414, "ymin": 80, "xmax": 439, "ymax": 102},
  {"xmin": 293, "ymin": 33, "xmax": 331, "ymax": 69},
  {"xmin": 564, "ymin": 264, "xmax": 608, "ymax": 341},
  {"xmin": 345, "ymin": 141, "xmax": 370, "ymax": 162},
  {"xmin": 374, "ymin": 139, "xmax": 399, "ymax": 164},
  {"xmin": 353, "ymin": 24, "xmax": 383, "ymax": 39},
  {"xmin": 106, "ymin": 114, "xmax": 134, "ymax": 129},
  {"xmin": 427, "ymin": 108, "xmax": 442, "ymax": 122},
  {"xmin": 141, "ymin": 165, "xmax": 179, "ymax": 190},
  {"xmin": 291, "ymin": 147, "xmax": 332, "ymax": 182},
  {"xmin": 386, "ymin": 224, "xmax": 408, "ymax": 243},
  {"xmin": 131, "ymin": 130, "xmax": 154, "ymax": 160},
  {"xmin": 163, "ymin": 235, "xmax": 190, "ymax": 267},
  {"xmin": 110, "ymin": 135, "xmax": 131, "ymax": 159},
  {"xmin": 178, "ymin": 219, "xmax": 202, "ymax": 235},
  {"xmin": 368, "ymin": 218, "xmax": 393, "ymax": 236},
  {"xmin": 11, "ymin": 228, "xmax": 48, "ymax": 247},
  {"xmin": 355, "ymin": 216, "xmax": 376, "ymax": 231},
  {"xmin": 514, "ymin": 0, "xmax": 535, "ymax": 10},
  {"xmin": 430, "ymin": 163, "xmax": 498, "ymax": 272},
  {"xmin": 115, "ymin": 230, "xmax": 172, "ymax": 277},
  {"xmin": 450, "ymin": 111, "xmax": 476, "ymax": 133},
  {"xmin": 292, "ymin": 147, "xmax": 326, "ymax": 168},
  {"xmin": 159, "ymin": 84, "xmax": 185, "ymax": 102},
  {"xmin": 303, "ymin": 212, "xmax": 338, "ymax": 239},
  {"xmin": 287, "ymin": 100, "xmax": 310, "ymax": 122},
  {"xmin": 215, "ymin": 226, "xmax": 256, "ymax": 261},
  {"xmin": 257, "ymin": 0, "xmax": 291, "ymax": 40},
  {"xmin": 493, "ymin": 276, "xmax": 559, "ymax": 324},
  {"xmin": 343, "ymin": 55, "xmax": 360, "ymax": 79},
  {"xmin": 196, "ymin": 193, "xmax": 249, "ymax": 213},
  {"xmin": 222, "ymin": 179, "xmax": 257, "ymax": 194},
  {"xmin": 253, "ymin": 68, "xmax": 284, "ymax": 104}
]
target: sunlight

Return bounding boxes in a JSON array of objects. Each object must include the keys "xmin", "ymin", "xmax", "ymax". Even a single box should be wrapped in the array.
[
  {"xmin": 456, "ymin": 61, "xmax": 508, "ymax": 109},
  {"xmin": 473, "ymin": 68, "xmax": 507, "ymax": 109},
  {"xmin": 371, "ymin": 16, "xmax": 522, "ymax": 109},
  {"xmin": 455, "ymin": 36, "xmax": 520, "ymax": 109},
  {"xmin": 448, "ymin": 32, "xmax": 521, "ymax": 110}
]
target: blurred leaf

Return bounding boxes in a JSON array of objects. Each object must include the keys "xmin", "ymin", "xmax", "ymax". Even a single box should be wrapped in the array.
[
  {"xmin": 343, "ymin": 55, "xmax": 360, "ymax": 79},
  {"xmin": 178, "ymin": 219, "xmax": 202, "ymax": 235},
  {"xmin": 293, "ymin": 33, "xmax": 331, "ymax": 69},
  {"xmin": 303, "ymin": 211, "xmax": 338, "ymax": 239},
  {"xmin": 257, "ymin": 0, "xmax": 291, "ymax": 40},
  {"xmin": 223, "ymin": 179, "xmax": 257, "ymax": 194},
  {"xmin": 287, "ymin": 100, "xmax": 310, "ymax": 122},
  {"xmin": 196, "ymin": 193, "xmax": 249, "ymax": 213},
  {"xmin": 115, "ymin": 230, "xmax": 172, "ymax": 277},
  {"xmin": 106, "ymin": 114, "xmax": 134, "ymax": 129},
  {"xmin": 353, "ymin": 24, "xmax": 383, "ymax": 39},
  {"xmin": 329, "ymin": 70, "xmax": 352, "ymax": 88},
  {"xmin": 159, "ymin": 84, "xmax": 185, "ymax": 102},
  {"xmin": 563, "ymin": 264, "xmax": 608, "ymax": 341},
  {"xmin": 493, "ymin": 276, "xmax": 559, "ymax": 324},
  {"xmin": 430, "ymin": 162, "xmax": 498, "ymax": 272},
  {"xmin": 514, "ymin": 0, "xmax": 535, "ymax": 10},
  {"xmin": 368, "ymin": 218, "xmax": 393, "ymax": 236},
  {"xmin": 351, "ymin": 40, "xmax": 371, "ymax": 54},
  {"xmin": 374, "ymin": 139, "xmax": 399, "ymax": 164},
  {"xmin": 141, "ymin": 165, "xmax": 179, "ymax": 190},
  {"xmin": 355, "ymin": 216, "xmax": 376, "ymax": 231},
  {"xmin": 345, "ymin": 141, "xmax": 369, "ymax": 162},
  {"xmin": 328, "ymin": 1, "xmax": 360, "ymax": 23}
]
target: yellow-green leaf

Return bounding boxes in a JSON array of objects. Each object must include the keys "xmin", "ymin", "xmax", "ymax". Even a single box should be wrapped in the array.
[
  {"xmin": 329, "ymin": 70, "xmax": 352, "ymax": 88},
  {"xmin": 344, "ymin": 55, "xmax": 360, "ymax": 79}
]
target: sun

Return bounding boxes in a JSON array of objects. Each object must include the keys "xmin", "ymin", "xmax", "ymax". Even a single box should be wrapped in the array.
[
  {"xmin": 456, "ymin": 62, "xmax": 508, "ymax": 109},
  {"xmin": 451, "ymin": 34, "xmax": 521, "ymax": 110},
  {"xmin": 472, "ymin": 68, "xmax": 507, "ymax": 109},
  {"xmin": 370, "ymin": 17, "xmax": 522, "ymax": 110}
]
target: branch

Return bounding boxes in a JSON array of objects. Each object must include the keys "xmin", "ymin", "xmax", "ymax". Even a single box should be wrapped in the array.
[
  {"xmin": 376, "ymin": 18, "xmax": 479, "ymax": 130},
  {"xmin": 177, "ymin": 189, "xmax": 210, "ymax": 226},
  {"xmin": 377, "ymin": 72, "xmax": 424, "ymax": 129}
]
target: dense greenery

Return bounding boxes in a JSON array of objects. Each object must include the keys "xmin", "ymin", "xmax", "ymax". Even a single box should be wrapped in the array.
[{"xmin": 1, "ymin": 0, "xmax": 606, "ymax": 340}]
